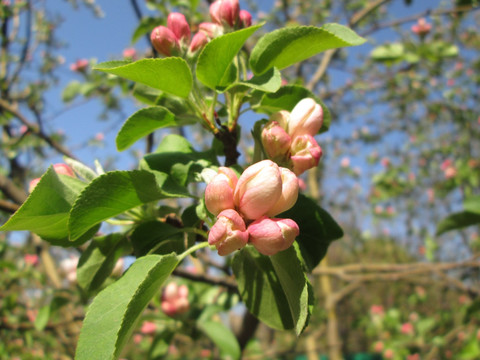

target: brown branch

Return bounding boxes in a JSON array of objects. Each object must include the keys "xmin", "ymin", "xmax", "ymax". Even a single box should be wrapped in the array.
[
  {"xmin": 0, "ymin": 172, "xmax": 27, "ymax": 204},
  {"xmin": 173, "ymin": 267, "xmax": 237, "ymax": 292},
  {"xmin": 0, "ymin": 98, "xmax": 77, "ymax": 160},
  {"xmin": 0, "ymin": 198, "xmax": 20, "ymax": 213}
]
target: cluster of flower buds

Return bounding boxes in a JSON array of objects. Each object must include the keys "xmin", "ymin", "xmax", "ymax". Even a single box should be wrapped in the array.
[
  {"xmin": 161, "ymin": 282, "xmax": 190, "ymax": 317},
  {"xmin": 261, "ymin": 98, "xmax": 323, "ymax": 175},
  {"xmin": 208, "ymin": 0, "xmax": 252, "ymax": 30},
  {"xmin": 205, "ymin": 160, "xmax": 300, "ymax": 256},
  {"xmin": 411, "ymin": 18, "xmax": 432, "ymax": 37},
  {"xmin": 28, "ymin": 163, "xmax": 76, "ymax": 193},
  {"xmin": 150, "ymin": 12, "xmax": 213, "ymax": 57},
  {"xmin": 70, "ymin": 59, "xmax": 89, "ymax": 72}
]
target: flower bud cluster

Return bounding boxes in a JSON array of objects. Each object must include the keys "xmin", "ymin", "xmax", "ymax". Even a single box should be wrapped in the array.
[
  {"xmin": 161, "ymin": 282, "xmax": 190, "ymax": 317},
  {"xmin": 261, "ymin": 98, "xmax": 323, "ymax": 175},
  {"xmin": 411, "ymin": 18, "xmax": 432, "ymax": 37},
  {"xmin": 209, "ymin": 0, "xmax": 252, "ymax": 30},
  {"xmin": 150, "ymin": 12, "xmax": 214, "ymax": 57},
  {"xmin": 205, "ymin": 160, "xmax": 299, "ymax": 256}
]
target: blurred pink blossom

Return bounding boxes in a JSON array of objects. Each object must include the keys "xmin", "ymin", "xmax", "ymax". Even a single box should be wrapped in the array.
[
  {"xmin": 370, "ymin": 304, "xmax": 384, "ymax": 316},
  {"xmin": 70, "ymin": 59, "xmax": 89, "ymax": 72},
  {"xmin": 24, "ymin": 254, "xmax": 39, "ymax": 266},
  {"xmin": 123, "ymin": 47, "xmax": 137, "ymax": 59},
  {"xmin": 411, "ymin": 18, "xmax": 432, "ymax": 36},
  {"xmin": 140, "ymin": 321, "xmax": 157, "ymax": 334},
  {"xmin": 401, "ymin": 322, "xmax": 414, "ymax": 335}
]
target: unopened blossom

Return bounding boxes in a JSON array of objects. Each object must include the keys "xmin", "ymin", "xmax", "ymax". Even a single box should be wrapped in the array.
[
  {"xmin": 70, "ymin": 59, "xmax": 89, "ymax": 72},
  {"xmin": 238, "ymin": 9, "xmax": 252, "ymax": 28},
  {"xmin": 265, "ymin": 167, "xmax": 299, "ymax": 217},
  {"xmin": 205, "ymin": 167, "xmax": 238, "ymax": 216},
  {"xmin": 122, "ymin": 47, "xmax": 137, "ymax": 60},
  {"xmin": 261, "ymin": 120, "xmax": 292, "ymax": 163},
  {"xmin": 199, "ymin": 22, "xmax": 223, "ymax": 38},
  {"xmin": 234, "ymin": 160, "xmax": 283, "ymax": 220},
  {"xmin": 161, "ymin": 282, "xmax": 189, "ymax": 316},
  {"xmin": 444, "ymin": 166, "xmax": 457, "ymax": 179},
  {"xmin": 401, "ymin": 322, "xmax": 414, "ymax": 335},
  {"xmin": 140, "ymin": 321, "xmax": 157, "ymax": 334},
  {"xmin": 24, "ymin": 254, "xmax": 39, "ymax": 266},
  {"xmin": 290, "ymin": 134, "xmax": 322, "ymax": 175},
  {"xmin": 373, "ymin": 341, "xmax": 384, "ymax": 353},
  {"xmin": 60, "ymin": 256, "xmax": 79, "ymax": 283},
  {"xmin": 189, "ymin": 31, "xmax": 209, "ymax": 53},
  {"xmin": 208, "ymin": 209, "xmax": 249, "ymax": 255},
  {"xmin": 411, "ymin": 18, "xmax": 432, "ymax": 36},
  {"xmin": 150, "ymin": 25, "xmax": 180, "ymax": 56},
  {"xmin": 248, "ymin": 217, "xmax": 299, "ymax": 256},
  {"xmin": 167, "ymin": 13, "xmax": 191, "ymax": 44},
  {"xmin": 210, "ymin": 0, "xmax": 240, "ymax": 27},
  {"xmin": 288, "ymin": 98, "xmax": 323, "ymax": 138}
]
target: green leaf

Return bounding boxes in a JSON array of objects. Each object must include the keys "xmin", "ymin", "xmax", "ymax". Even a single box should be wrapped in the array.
[
  {"xmin": 198, "ymin": 321, "xmax": 241, "ymax": 360},
  {"xmin": 142, "ymin": 134, "xmax": 218, "ymax": 186},
  {"xmin": 222, "ymin": 67, "xmax": 282, "ymax": 93},
  {"xmin": 436, "ymin": 211, "xmax": 480, "ymax": 236},
  {"xmin": 116, "ymin": 106, "xmax": 177, "ymax": 151},
  {"xmin": 0, "ymin": 167, "xmax": 94, "ymax": 246},
  {"xmin": 254, "ymin": 85, "xmax": 332, "ymax": 133},
  {"xmin": 75, "ymin": 254, "xmax": 178, "ymax": 360},
  {"xmin": 34, "ymin": 295, "xmax": 69, "ymax": 331},
  {"xmin": 464, "ymin": 195, "xmax": 480, "ymax": 214},
  {"xmin": 250, "ymin": 23, "xmax": 366, "ymax": 75},
  {"xmin": 94, "ymin": 58, "xmax": 192, "ymax": 98},
  {"xmin": 196, "ymin": 24, "xmax": 263, "ymax": 89},
  {"xmin": 62, "ymin": 81, "xmax": 82, "ymax": 102},
  {"xmin": 130, "ymin": 221, "xmax": 185, "ymax": 257},
  {"xmin": 68, "ymin": 170, "xmax": 191, "ymax": 241},
  {"xmin": 232, "ymin": 246, "xmax": 312, "ymax": 334},
  {"xmin": 371, "ymin": 43, "xmax": 405, "ymax": 62},
  {"xmin": 77, "ymin": 233, "xmax": 131, "ymax": 293},
  {"xmin": 280, "ymin": 194, "xmax": 343, "ymax": 271}
]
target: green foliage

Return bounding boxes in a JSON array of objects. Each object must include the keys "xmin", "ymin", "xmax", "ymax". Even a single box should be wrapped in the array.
[
  {"xmin": 75, "ymin": 254, "xmax": 178, "ymax": 360},
  {"xmin": 233, "ymin": 246, "xmax": 313, "ymax": 335},
  {"xmin": 250, "ymin": 24, "xmax": 366, "ymax": 75},
  {"xmin": 196, "ymin": 24, "xmax": 263, "ymax": 90},
  {"xmin": 94, "ymin": 58, "xmax": 193, "ymax": 98},
  {"xmin": 198, "ymin": 321, "xmax": 241, "ymax": 360}
]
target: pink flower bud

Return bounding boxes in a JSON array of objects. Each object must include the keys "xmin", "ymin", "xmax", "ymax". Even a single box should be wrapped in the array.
[
  {"xmin": 238, "ymin": 10, "xmax": 252, "ymax": 28},
  {"xmin": 199, "ymin": 22, "xmax": 223, "ymax": 38},
  {"xmin": 288, "ymin": 98, "xmax": 323, "ymax": 138},
  {"xmin": 401, "ymin": 322, "xmax": 414, "ymax": 335},
  {"xmin": 270, "ymin": 110, "xmax": 290, "ymax": 130},
  {"xmin": 140, "ymin": 321, "xmax": 157, "ymax": 334},
  {"xmin": 161, "ymin": 282, "xmax": 190, "ymax": 316},
  {"xmin": 234, "ymin": 160, "xmax": 283, "ymax": 220},
  {"xmin": 53, "ymin": 163, "xmax": 76, "ymax": 177},
  {"xmin": 24, "ymin": 254, "xmax": 39, "ymax": 266},
  {"xmin": 167, "ymin": 12, "xmax": 191, "ymax": 43},
  {"xmin": 290, "ymin": 135, "xmax": 322, "ymax": 175},
  {"xmin": 248, "ymin": 217, "xmax": 299, "ymax": 256},
  {"xmin": 265, "ymin": 168, "xmax": 299, "ymax": 217},
  {"xmin": 189, "ymin": 31, "xmax": 209, "ymax": 53},
  {"xmin": 69, "ymin": 59, "xmax": 89, "ymax": 72},
  {"xmin": 205, "ymin": 167, "xmax": 238, "ymax": 216},
  {"xmin": 209, "ymin": 0, "xmax": 240, "ymax": 27},
  {"xmin": 123, "ymin": 47, "xmax": 137, "ymax": 60},
  {"xmin": 150, "ymin": 25, "xmax": 180, "ymax": 56},
  {"xmin": 261, "ymin": 120, "xmax": 292, "ymax": 162},
  {"xmin": 411, "ymin": 18, "xmax": 431, "ymax": 36},
  {"xmin": 28, "ymin": 178, "xmax": 41, "ymax": 193},
  {"xmin": 208, "ymin": 209, "xmax": 249, "ymax": 256}
]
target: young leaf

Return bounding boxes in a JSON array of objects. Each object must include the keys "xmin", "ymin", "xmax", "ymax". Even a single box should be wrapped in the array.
[
  {"xmin": 250, "ymin": 23, "xmax": 366, "ymax": 75},
  {"xmin": 75, "ymin": 254, "xmax": 178, "ymax": 360},
  {"xmin": 142, "ymin": 134, "xmax": 218, "ymax": 186},
  {"xmin": 77, "ymin": 233, "xmax": 131, "ymax": 293},
  {"xmin": 196, "ymin": 24, "xmax": 263, "ymax": 90},
  {"xmin": 221, "ymin": 67, "xmax": 282, "ymax": 93},
  {"xmin": 0, "ymin": 167, "xmax": 94, "ymax": 246},
  {"xmin": 94, "ymin": 58, "xmax": 192, "ymax": 98},
  {"xmin": 63, "ymin": 157, "xmax": 98, "ymax": 182},
  {"xmin": 116, "ymin": 106, "xmax": 176, "ymax": 151},
  {"xmin": 254, "ymin": 85, "xmax": 332, "ymax": 133},
  {"xmin": 130, "ymin": 221, "xmax": 185, "ymax": 257},
  {"xmin": 280, "ymin": 194, "xmax": 344, "ymax": 272},
  {"xmin": 198, "ymin": 321, "xmax": 241, "ymax": 360},
  {"xmin": 68, "ymin": 170, "xmax": 191, "ymax": 241},
  {"xmin": 464, "ymin": 195, "xmax": 480, "ymax": 214},
  {"xmin": 232, "ymin": 246, "xmax": 312, "ymax": 335},
  {"xmin": 436, "ymin": 211, "xmax": 480, "ymax": 236}
]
